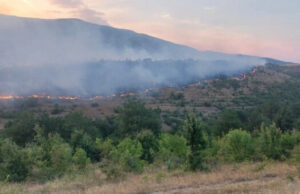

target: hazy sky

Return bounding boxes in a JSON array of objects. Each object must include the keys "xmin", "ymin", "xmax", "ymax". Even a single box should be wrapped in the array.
[{"xmin": 1, "ymin": 0, "xmax": 299, "ymax": 62}]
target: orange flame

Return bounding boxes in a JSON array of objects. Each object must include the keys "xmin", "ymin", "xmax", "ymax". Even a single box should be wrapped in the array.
[
  {"xmin": 58, "ymin": 96, "xmax": 79, "ymax": 101},
  {"xmin": 189, "ymin": 81, "xmax": 201, "ymax": 87},
  {"xmin": 120, "ymin": 92, "xmax": 135, "ymax": 97},
  {"xmin": 88, "ymin": 96, "xmax": 104, "ymax": 101},
  {"xmin": 0, "ymin": 95, "xmax": 14, "ymax": 100}
]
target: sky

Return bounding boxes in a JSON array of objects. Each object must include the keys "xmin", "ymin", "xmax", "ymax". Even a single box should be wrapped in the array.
[{"xmin": 0, "ymin": 0, "xmax": 299, "ymax": 62}]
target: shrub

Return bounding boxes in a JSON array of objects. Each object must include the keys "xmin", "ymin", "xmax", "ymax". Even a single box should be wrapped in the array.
[
  {"xmin": 291, "ymin": 144, "xmax": 300, "ymax": 163},
  {"xmin": 116, "ymin": 138, "xmax": 144, "ymax": 173},
  {"xmin": 258, "ymin": 124, "xmax": 282, "ymax": 160},
  {"xmin": 184, "ymin": 116, "xmax": 207, "ymax": 171},
  {"xmin": 2, "ymin": 112, "xmax": 36, "ymax": 147},
  {"xmin": 32, "ymin": 133, "xmax": 72, "ymax": 180},
  {"xmin": 137, "ymin": 130, "xmax": 159, "ymax": 163},
  {"xmin": 51, "ymin": 104, "xmax": 64, "ymax": 115},
  {"xmin": 73, "ymin": 148, "xmax": 90, "ymax": 169},
  {"xmin": 70, "ymin": 130, "xmax": 99, "ymax": 161},
  {"xmin": 0, "ymin": 139, "xmax": 29, "ymax": 182},
  {"xmin": 280, "ymin": 133, "xmax": 297, "ymax": 158},
  {"xmin": 117, "ymin": 100, "xmax": 161, "ymax": 137},
  {"xmin": 49, "ymin": 142, "xmax": 72, "ymax": 176},
  {"xmin": 158, "ymin": 134, "xmax": 189, "ymax": 170},
  {"xmin": 215, "ymin": 110, "xmax": 242, "ymax": 136},
  {"xmin": 220, "ymin": 129, "xmax": 254, "ymax": 162}
]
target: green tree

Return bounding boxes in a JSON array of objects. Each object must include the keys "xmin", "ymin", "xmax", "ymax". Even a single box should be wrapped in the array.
[
  {"xmin": 215, "ymin": 110, "xmax": 242, "ymax": 136},
  {"xmin": 158, "ymin": 134, "xmax": 189, "ymax": 170},
  {"xmin": 117, "ymin": 100, "xmax": 161, "ymax": 137},
  {"xmin": 49, "ymin": 142, "xmax": 72, "ymax": 176},
  {"xmin": 70, "ymin": 130, "xmax": 98, "ymax": 161},
  {"xmin": 32, "ymin": 131, "xmax": 72, "ymax": 180},
  {"xmin": 258, "ymin": 124, "xmax": 282, "ymax": 160},
  {"xmin": 0, "ymin": 138, "xmax": 29, "ymax": 182},
  {"xmin": 280, "ymin": 133, "xmax": 297, "ymax": 158},
  {"xmin": 73, "ymin": 148, "xmax": 90, "ymax": 169},
  {"xmin": 220, "ymin": 129, "xmax": 254, "ymax": 162},
  {"xmin": 137, "ymin": 130, "xmax": 159, "ymax": 163},
  {"xmin": 184, "ymin": 116, "xmax": 207, "ymax": 171},
  {"xmin": 2, "ymin": 112, "xmax": 36, "ymax": 146},
  {"xmin": 104, "ymin": 138, "xmax": 144, "ymax": 174}
]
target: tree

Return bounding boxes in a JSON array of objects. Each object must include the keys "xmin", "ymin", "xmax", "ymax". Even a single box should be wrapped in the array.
[
  {"xmin": 275, "ymin": 108, "xmax": 294, "ymax": 132},
  {"xmin": 258, "ymin": 124, "xmax": 282, "ymax": 160},
  {"xmin": 73, "ymin": 148, "xmax": 90, "ymax": 169},
  {"xmin": 158, "ymin": 134, "xmax": 189, "ymax": 170},
  {"xmin": 137, "ymin": 130, "xmax": 159, "ymax": 163},
  {"xmin": 2, "ymin": 112, "xmax": 36, "ymax": 147},
  {"xmin": 0, "ymin": 138, "xmax": 29, "ymax": 182},
  {"xmin": 70, "ymin": 130, "xmax": 99, "ymax": 161},
  {"xmin": 49, "ymin": 142, "xmax": 72, "ymax": 176},
  {"xmin": 102, "ymin": 138, "xmax": 144, "ymax": 174},
  {"xmin": 220, "ymin": 129, "xmax": 254, "ymax": 162},
  {"xmin": 117, "ymin": 100, "xmax": 161, "ymax": 137},
  {"xmin": 184, "ymin": 116, "xmax": 207, "ymax": 171},
  {"xmin": 215, "ymin": 110, "xmax": 242, "ymax": 136}
]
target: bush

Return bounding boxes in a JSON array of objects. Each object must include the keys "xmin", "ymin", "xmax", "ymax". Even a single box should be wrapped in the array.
[
  {"xmin": 220, "ymin": 129, "xmax": 254, "ymax": 162},
  {"xmin": 258, "ymin": 124, "xmax": 282, "ymax": 160},
  {"xmin": 73, "ymin": 148, "xmax": 90, "ymax": 169},
  {"xmin": 51, "ymin": 104, "xmax": 64, "ymax": 115},
  {"xmin": 116, "ymin": 138, "xmax": 144, "ymax": 173},
  {"xmin": 0, "ymin": 139, "xmax": 29, "ymax": 182},
  {"xmin": 280, "ymin": 133, "xmax": 297, "ymax": 158},
  {"xmin": 32, "ymin": 133, "xmax": 72, "ymax": 180},
  {"xmin": 103, "ymin": 138, "xmax": 144, "ymax": 174},
  {"xmin": 215, "ymin": 110, "xmax": 242, "ymax": 136},
  {"xmin": 2, "ymin": 113, "xmax": 36, "ymax": 147},
  {"xmin": 137, "ymin": 130, "xmax": 159, "ymax": 163},
  {"xmin": 117, "ymin": 100, "xmax": 161, "ymax": 137},
  {"xmin": 158, "ymin": 134, "xmax": 189, "ymax": 170},
  {"xmin": 70, "ymin": 130, "xmax": 99, "ymax": 161},
  {"xmin": 291, "ymin": 144, "xmax": 300, "ymax": 163},
  {"xmin": 49, "ymin": 142, "xmax": 72, "ymax": 176},
  {"xmin": 184, "ymin": 116, "xmax": 207, "ymax": 171}
]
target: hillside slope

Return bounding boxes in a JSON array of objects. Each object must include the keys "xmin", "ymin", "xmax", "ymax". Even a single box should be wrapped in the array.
[{"xmin": 0, "ymin": 14, "xmax": 283, "ymax": 96}]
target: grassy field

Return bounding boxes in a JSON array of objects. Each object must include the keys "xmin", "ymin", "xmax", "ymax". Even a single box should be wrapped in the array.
[{"xmin": 1, "ymin": 162, "xmax": 299, "ymax": 194}]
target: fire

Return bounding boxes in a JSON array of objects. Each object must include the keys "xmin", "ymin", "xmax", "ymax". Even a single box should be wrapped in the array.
[
  {"xmin": 107, "ymin": 94, "xmax": 116, "ymax": 99},
  {"xmin": 242, "ymin": 74, "xmax": 247, "ymax": 80},
  {"xmin": 15, "ymin": 96, "xmax": 24, "ymax": 99},
  {"xmin": 58, "ymin": 96, "xmax": 79, "ymax": 101},
  {"xmin": 250, "ymin": 69, "xmax": 257, "ymax": 74},
  {"xmin": 89, "ymin": 96, "xmax": 104, "ymax": 101},
  {"xmin": 120, "ymin": 92, "xmax": 135, "ymax": 97},
  {"xmin": 144, "ymin": 88, "xmax": 154, "ymax": 93},
  {"xmin": 30, "ymin": 94, "xmax": 46, "ymax": 98},
  {"xmin": 189, "ymin": 81, "xmax": 201, "ymax": 87},
  {"xmin": 232, "ymin": 73, "xmax": 247, "ymax": 81},
  {"xmin": 0, "ymin": 95, "xmax": 14, "ymax": 100}
]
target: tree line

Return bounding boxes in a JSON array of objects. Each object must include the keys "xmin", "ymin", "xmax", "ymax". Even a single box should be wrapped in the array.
[{"xmin": 0, "ymin": 100, "xmax": 299, "ymax": 182}]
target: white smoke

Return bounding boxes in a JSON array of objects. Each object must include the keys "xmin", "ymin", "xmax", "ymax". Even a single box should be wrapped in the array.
[{"xmin": 0, "ymin": 14, "xmax": 267, "ymax": 96}]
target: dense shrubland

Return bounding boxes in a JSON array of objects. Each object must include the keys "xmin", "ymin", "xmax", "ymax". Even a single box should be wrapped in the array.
[{"xmin": 0, "ymin": 100, "xmax": 299, "ymax": 183}]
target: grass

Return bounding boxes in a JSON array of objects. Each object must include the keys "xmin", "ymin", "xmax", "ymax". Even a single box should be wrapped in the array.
[{"xmin": 0, "ymin": 162, "xmax": 299, "ymax": 194}]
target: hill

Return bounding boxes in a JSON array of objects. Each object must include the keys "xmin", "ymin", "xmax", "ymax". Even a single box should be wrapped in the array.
[{"xmin": 0, "ymin": 14, "xmax": 286, "ymax": 96}]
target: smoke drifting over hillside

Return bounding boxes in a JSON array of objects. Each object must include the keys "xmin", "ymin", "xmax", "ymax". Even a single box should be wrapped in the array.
[{"xmin": 0, "ymin": 14, "xmax": 269, "ymax": 96}]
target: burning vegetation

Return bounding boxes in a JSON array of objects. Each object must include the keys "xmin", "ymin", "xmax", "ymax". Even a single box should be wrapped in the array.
[{"xmin": 0, "ymin": 68, "xmax": 259, "ymax": 102}]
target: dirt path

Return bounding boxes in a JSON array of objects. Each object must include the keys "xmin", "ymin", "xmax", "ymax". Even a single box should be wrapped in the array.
[{"xmin": 151, "ymin": 175, "xmax": 300, "ymax": 194}]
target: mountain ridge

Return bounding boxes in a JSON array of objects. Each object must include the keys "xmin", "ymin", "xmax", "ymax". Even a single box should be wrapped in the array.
[{"xmin": 0, "ymin": 14, "xmax": 290, "ymax": 96}]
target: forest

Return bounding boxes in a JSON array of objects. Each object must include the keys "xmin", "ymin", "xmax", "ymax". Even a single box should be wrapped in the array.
[{"xmin": 0, "ymin": 99, "xmax": 299, "ymax": 183}]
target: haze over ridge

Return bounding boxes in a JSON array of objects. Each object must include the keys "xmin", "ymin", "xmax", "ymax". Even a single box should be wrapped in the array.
[{"xmin": 0, "ymin": 14, "xmax": 274, "ymax": 96}]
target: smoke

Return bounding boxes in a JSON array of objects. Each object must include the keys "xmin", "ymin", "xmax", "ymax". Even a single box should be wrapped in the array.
[{"xmin": 0, "ymin": 14, "xmax": 267, "ymax": 96}]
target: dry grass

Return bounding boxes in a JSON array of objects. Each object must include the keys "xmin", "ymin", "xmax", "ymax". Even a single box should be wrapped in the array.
[{"xmin": 1, "ymin": 162, "xmax": 299, "ymax": 194}]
